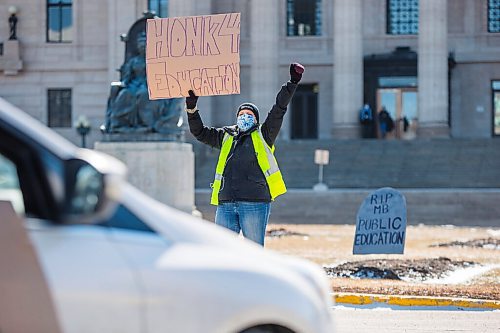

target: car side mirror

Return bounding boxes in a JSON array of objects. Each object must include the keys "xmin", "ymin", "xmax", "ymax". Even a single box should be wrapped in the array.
[
  {"xmin": 66, "ymin": 161, "xmax": 104, "ymax": 215},
  {"xmin": 63, "ymin": 150, "xmax": 126, "ymax": 224}
]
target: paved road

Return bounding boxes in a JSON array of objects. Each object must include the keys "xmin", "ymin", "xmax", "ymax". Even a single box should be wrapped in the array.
[{"xmin": 332, "ymin": 306, "xmax": 500, "ymax": 333}]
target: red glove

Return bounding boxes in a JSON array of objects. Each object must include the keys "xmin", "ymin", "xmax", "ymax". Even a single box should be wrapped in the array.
[{"xmin": 290, "ymin": 63, "xmax": 304, "ymax": 84}]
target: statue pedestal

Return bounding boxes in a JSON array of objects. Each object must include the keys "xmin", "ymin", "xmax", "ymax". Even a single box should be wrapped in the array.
[
  {"xmin": 0, "ymin": 40, "xmax": 23, "ymax": 75},
  {"xmin": 94, "ymin": 141, "xmax": 197, "ymax": 215}
]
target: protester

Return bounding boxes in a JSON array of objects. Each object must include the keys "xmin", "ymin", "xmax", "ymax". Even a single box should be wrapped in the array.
[
  {"xmin": 359, "ymin": 103, "xmax": 374, "ymax": 138},
  {"xmin": 185, "ymin": 63, "xmax": 305, "ymax": 245},
  {"xmin": 378, "ymin": 106, "xmax": 394, "ymax": 139}
]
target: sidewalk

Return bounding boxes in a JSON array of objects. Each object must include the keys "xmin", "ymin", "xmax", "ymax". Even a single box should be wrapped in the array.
[{"xmin": 264, "ymin": 224, "xmax": 500, "ymax": 309}]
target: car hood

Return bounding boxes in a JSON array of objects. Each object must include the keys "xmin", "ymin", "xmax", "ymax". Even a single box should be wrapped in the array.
[
  {"xmin": 121, "ymin": 182, "xmax": 266, "ymax": 250},
  {"xmin": 120, "ymin": 183, "xmax": 331, "ymax": 303}
]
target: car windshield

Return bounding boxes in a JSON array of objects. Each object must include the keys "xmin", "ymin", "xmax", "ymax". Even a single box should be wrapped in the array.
[{"xmin": 98, "ymin": 204, "xmax": 156, "ymax": 234}]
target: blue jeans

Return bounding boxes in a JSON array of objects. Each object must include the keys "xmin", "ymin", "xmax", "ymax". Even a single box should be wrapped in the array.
[
  {"xmin": 380, "ymin": 123, "xmax": 387, "ymax": 138},
  {"xmin": 215, "ymin": 202, "xmax": 271, "ymax": 246}
]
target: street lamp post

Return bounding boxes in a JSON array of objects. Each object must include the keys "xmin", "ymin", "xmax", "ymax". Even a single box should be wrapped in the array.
[{"xmin": 75, "ymin": 115, "xmax": 91, "ymax": 148}]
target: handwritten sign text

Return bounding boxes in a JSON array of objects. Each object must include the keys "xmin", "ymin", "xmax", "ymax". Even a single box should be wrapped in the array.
[
  {"xmin": 146, "ymin": 13, "xmax": 241, "ymax": 99},
  {"xmin": 353, "ymin": 187, "xmax": 407, "ymax": 254}
]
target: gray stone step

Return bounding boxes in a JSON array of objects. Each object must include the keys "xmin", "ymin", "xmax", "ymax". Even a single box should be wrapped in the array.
[
  {"xmin": 192, "ymin": 139, "xmax": 500, "ymax": 189},
  {"xmin": 195, "ymin": 188, "xmax": 500, "ymax": 227}
]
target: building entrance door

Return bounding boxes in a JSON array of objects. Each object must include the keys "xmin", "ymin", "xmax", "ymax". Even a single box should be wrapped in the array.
[
  {"xmin": 291, "ymin": 84, "xmax": 318, "ymax": 139},
  {"xmin": 493, "ymin": 81, "xmax": 500, "ymax": 136},
  {"xmin": 376, "ymin": 88, "xmax": 417, "ymax": 139}
]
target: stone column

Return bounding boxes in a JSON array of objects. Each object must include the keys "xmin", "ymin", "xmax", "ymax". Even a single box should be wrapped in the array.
[
  {"xmin": 168, "ymin": 0, "xmax": 194, "ymax": 17},
  {"xmin": 250, "ymin": 0, "xmax": 279, "ymax": 114},
  {"xmin": 169, "ymin": 0, "xmax": 212, "ymax": 126},
  {"xmin": 332, "ymin": 0, "xmax": 363, "ymax": 138},
  {"xmin": 107, "ymin": 0, "xmax": 137, "ymax": 83},
  {"xmin": 418, "ymin": 0, "xmax": 449, "ymax": 137}
]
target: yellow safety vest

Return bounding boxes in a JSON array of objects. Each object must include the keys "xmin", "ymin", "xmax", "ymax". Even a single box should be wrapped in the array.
[{"xmin": 210, "ymin": 127, "xmax": 287, "ymax": 205}]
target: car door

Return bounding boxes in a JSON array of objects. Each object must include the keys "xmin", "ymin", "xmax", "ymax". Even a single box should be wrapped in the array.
[
  {"xmin": 27, "ymin": 219, "xmax": 144, "ymax": 333},
  {"xmin": 0, "ymin": 128, "xmax": 144, "ymax": 333}
]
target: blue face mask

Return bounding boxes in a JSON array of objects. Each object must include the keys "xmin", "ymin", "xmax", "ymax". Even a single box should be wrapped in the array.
[{"xmin": 237, "ymin": 113, "xmax": 256, "ymax": 132}]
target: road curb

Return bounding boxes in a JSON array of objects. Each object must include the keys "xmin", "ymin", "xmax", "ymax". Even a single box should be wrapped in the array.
[{"xmin": 333, "ymin": 293, "xmax": 500, "ymax": 310}]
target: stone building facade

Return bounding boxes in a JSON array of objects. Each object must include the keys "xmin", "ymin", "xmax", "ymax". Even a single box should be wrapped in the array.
[{"xmin": 0, "ymin": 0, "xmax": 499, "ymax": 146}]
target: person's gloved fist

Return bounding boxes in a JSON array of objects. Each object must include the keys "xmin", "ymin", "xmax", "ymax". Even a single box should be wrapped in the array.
[
  {"xmin": 290, "ymin": 62, "xmax": 304, "ymax": 84},
  {"xmin": 185, "ymin": 90, "xmax": 199, "ymax": 110}
]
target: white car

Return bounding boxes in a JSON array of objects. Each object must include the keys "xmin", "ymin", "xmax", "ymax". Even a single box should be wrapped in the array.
[{"xmin": 0, "ymin": 97, "xmax": 334, "ymax": 333}]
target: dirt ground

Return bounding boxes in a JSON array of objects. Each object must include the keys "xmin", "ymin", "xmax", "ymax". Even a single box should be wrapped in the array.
[{"xmin": 265, "ymin": 224, "xmax": 500, "ymax": 300}]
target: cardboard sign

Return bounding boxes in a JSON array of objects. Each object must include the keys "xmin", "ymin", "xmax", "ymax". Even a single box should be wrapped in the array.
[
  {"xmin": 146, "ymin": 13, "xmax": 241, "ymax": 99},
  {"xmin": 0, "ymin": 201, "xmax": 62, "ymax": 332},
  {"xmin": 353, "ymin": 187, "xmax": 407, "ymax": 254}
]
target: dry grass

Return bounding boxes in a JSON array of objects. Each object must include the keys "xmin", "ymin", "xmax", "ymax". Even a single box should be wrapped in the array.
[
  {"xmin": 330, "ymin": 277, "xmax": 500, "ymax": 300},
  {"xmin": 265, "ymin": 224, "xmax": 500, "ymax": 300}
]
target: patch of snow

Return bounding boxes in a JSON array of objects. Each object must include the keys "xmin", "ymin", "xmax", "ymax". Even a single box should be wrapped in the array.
[
  {"xmin": 422, "ymin": 264, "xmax": 500, "ymax": 285},
  {"xmin": 487, "ymin": 229, "xmax": 500, "ymax": 237},
  {"xmin": 331, "ymin": 305, "xmax": 358, "ymax": 311},
  {"xmin": 484, "ymin": 244, "xmax": 500, "ymax": 250}
]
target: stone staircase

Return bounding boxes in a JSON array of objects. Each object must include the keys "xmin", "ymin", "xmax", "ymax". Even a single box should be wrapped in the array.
[
  {"xmin": 192, "ymin": 138, "xmax": 500, "ymax": 226},
  {"xmin": 192, "ymin": 138, "xmax": 500, "ymax": 190}
]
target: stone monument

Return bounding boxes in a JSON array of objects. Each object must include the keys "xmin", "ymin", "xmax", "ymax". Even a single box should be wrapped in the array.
[
  {"xmin": 101, "ymin": 12, "xmax": 184, "ymax": 139},
  {"xmin": 95, "ymin": 12, "xmax": 197, "ymax": 215},
  {"xmin": 353, "ymin": 187, "xmax": 407, "ymax": 254}
]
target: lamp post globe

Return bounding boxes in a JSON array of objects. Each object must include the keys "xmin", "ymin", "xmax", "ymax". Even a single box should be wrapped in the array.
[
  {"xmin": 75, "ymin": 115, "xmax": 91, "ymax": 148},
  {"xmin": 8, "ymin": 5, "xmax": 18, "ymax": 15}
]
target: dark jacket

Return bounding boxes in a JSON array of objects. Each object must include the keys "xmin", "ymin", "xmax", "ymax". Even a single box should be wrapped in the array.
[{"xmin": 188, "ymin": 81, "xmax": 297, "ymax": 203}]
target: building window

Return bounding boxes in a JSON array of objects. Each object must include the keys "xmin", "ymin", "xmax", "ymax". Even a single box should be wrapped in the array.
[
  {"xmin": 48, "ymin": 89, "xmax": 72, "ymax": 128},
  {"xmin": 287, "ymin": 0, "xmax": 322, "ymax": 36},
  {"xmin": 489, "ymin": 0, "xmax": 500, "ymax": 33},
  {"xmin": 493, "ymin": 81, "xmax": 500, "ymax": 136},
  {"xmin": 378, "ymin": 76, "xmax": 417, "ymax": 88},
  {"xmin": 47, "ymin": 0, "xmax": 73, "ymax": 42},
  {"xmin": 387, "ymin": 0, "xmax": 419, "ymax": 35},
  {"xmin": 148, "ymin": 0, "xmax": 168, "ymax": 17}
]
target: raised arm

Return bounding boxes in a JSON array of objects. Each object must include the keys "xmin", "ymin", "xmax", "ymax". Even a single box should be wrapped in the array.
[
  {"xmin": 261, "ymin": 63, "xmax": 304, "ymax": 146},
  {"xmin": 186, "ymin": 90, "xmax": 226, "ymax": 149}
]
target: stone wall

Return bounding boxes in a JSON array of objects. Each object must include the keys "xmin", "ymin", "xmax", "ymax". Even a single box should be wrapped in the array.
[{"xmin": 0, "ymin": 0, "xmax": 499, "ymax": 143}]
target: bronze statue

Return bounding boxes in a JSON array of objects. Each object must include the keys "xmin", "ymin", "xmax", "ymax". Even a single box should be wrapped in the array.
[
  {"xmin": 9, "ymin": 13, "xmax": 18, "ymax": 40},
  {"xmin": 103, "ymin": 13, "xmax": 183, "ymax": 136}
]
